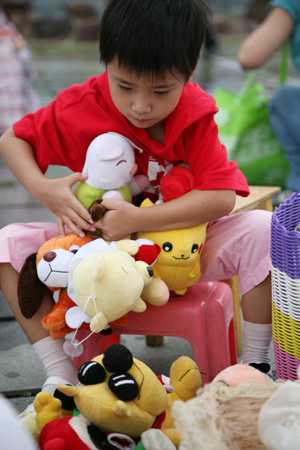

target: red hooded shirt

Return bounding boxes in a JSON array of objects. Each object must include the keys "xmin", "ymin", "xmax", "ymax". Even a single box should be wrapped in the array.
[{"xmin": 13, "ymin": 71, "xmax": 249, "ymax": 199}]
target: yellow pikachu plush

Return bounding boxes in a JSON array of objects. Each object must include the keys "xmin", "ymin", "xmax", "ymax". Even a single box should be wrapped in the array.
[{"xmin": 137, "ymin": 198, "xmax": 208, "ymax": 295}]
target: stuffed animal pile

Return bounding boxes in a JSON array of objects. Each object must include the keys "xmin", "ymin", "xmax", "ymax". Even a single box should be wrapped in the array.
[
  {"xmin": 21, "ymin": 344, "xmax": 202, "ymax": 450},
  {"xmin": 17, "ymin": 234, "xmax": 169, "ymax": 340}
]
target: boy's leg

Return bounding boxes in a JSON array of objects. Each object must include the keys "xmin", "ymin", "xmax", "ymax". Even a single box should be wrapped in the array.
[
  {"xmin": 241, "ymin": 274, "xmax": 272, "ymax": 371},
  {"xmin": 0, "ymin": 262, "xmax": 54, "ymax": 344},
  {"xmin": 200, "ymin": 210, "xmax": 272, "ymax": 369},
  {"xmin": 0, "ymin": 222, "xmax": 78, "ymax": 393},
  {"xmin": 0, "ymin": 263, "xmax": 78, "ymax": 393}
]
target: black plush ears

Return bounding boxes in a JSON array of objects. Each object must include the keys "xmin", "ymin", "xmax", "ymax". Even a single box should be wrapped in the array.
[
  {"xmin": 17, "ymin": 253, "xmax": 47, "ymax": 319},
  {"xmin": 102, "ymin": 344, "xmax": 134, "ymax": 373}
]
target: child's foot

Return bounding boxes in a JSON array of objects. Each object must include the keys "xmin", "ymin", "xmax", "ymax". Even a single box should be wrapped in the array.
[
  {"xmin": 248, "ymin": 362, "xmax": 277, "ymax": 380},
  {"xmin": 41, "ymin": 376, "xmax": 73, "ymax": 395},
  {"xmin": 248, "ymin": 362, "xmax": 271, "ymax": 374}
]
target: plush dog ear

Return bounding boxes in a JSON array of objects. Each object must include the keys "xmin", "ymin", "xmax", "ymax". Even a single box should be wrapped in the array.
[{"xmin": 17, "ymin": 253, "xmax": 47, "ymax": 319}]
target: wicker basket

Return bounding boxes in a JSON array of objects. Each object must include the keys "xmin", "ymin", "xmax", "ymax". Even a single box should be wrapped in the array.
[{"xmin": 271, "ymin": 192, "xmax": 300, "ymax": 380}]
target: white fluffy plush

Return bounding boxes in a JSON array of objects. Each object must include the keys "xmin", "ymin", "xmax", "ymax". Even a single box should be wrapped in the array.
[{"xmin": 0, "ymin": 395, "xmax": 36, "ymax": 450}]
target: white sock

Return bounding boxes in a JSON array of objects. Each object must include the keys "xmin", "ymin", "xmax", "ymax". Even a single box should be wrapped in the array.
[
  {"xmin": 242, "ymin": 321, "xmax": 272, "ymax": 365},
  {"xmin": 33, "ymin": 336, "xmax": 78, "ymax": 394}
]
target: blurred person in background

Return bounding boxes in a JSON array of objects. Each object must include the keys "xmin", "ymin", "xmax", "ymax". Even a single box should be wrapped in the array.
[
  {"xmin": 238, "ymin": 0, "xmax": 300, "ymax": 203},
  {"xmin": 0, "ymin": 4, "xmax": 39, "ymax": 135}
]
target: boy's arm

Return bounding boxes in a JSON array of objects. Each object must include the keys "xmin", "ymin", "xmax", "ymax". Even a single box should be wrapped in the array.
[
  {"xmin": 99, "ymin": 189, "xmax": 236, "ymax": 241},
  {"xmin": 238, "ymin": 7, "xmax": 294, "ymax": 70},
  {"xmin": 0, "ymin": 128, "xmax": 96, "ymax": 237}
]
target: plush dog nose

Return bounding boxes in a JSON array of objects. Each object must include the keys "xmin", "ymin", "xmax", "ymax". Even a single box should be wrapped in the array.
[{"xmin": 43, "ymin": 251, "xmax": 57, "ymax": 262}]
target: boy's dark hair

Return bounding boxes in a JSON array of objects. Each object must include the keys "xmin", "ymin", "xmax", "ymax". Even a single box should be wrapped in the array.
[{"xmin": 100, "ymin": 0, "xmax": 211, "ymax": 81}]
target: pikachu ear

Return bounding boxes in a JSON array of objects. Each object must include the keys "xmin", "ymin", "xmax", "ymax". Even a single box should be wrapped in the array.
[{"xmin": 17, "ymin": 253, "xmax": 47, "ymax": 319}]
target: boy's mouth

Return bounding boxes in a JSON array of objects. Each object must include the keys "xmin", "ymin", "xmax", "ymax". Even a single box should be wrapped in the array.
[{"xmin": 132, "ymin": 117, "xmax": 151, "ymax": 123}]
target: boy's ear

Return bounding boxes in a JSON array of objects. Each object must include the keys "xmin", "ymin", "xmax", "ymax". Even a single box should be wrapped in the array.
[{"xmin": 17, "ymin": 253, "xmax": 47, "ymax": 319}]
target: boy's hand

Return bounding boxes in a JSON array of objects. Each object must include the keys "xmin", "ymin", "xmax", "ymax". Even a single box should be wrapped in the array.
[
  {"xmin": 95, "ymin": 199, "xmax": 138, "ymax": 241},
  {"xmin": 35, "ymin": 173, "xmax": 96, "ymax": 237}
]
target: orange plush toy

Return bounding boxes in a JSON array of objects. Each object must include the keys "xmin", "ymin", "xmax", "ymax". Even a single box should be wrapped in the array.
[{"xmin": 18, "ymin": 233, "xmax": 93, "ymax": 339}]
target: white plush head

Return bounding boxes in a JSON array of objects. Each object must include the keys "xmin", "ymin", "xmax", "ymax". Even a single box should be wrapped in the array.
[
  {"xmin": 37, "ymin": 248, "xmax": 75, "ymax": 288},
  {"xmin": 71, "ymin": 250, "xmax": 150, "ymax": 331},
  {"xmin": 83, "ymin": 132, "xmax": 137, "ymax": 189}
]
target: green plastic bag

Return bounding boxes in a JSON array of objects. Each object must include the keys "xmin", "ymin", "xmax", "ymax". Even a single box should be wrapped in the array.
[{"xmin": 214, "ymin": 48, "xmax": 290, "ymax": 189}]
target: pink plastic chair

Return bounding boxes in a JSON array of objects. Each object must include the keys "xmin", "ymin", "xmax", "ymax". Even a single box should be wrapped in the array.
[{"xmin": 73, "ymin": 281, "xmax": 237, "ymax": 384}]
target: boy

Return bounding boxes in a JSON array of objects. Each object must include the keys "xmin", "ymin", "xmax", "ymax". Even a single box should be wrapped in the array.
[{"xmin": 0, "ymin": 0, "xmax": 272, "ymax": 402}]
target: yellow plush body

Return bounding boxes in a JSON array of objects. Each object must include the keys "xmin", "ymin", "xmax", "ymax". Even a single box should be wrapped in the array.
[
  {"xmin": 162, "ymin": 356, "xmax": 202, "ymax": 447},
  {"xmin": 137, "ymin": 199, "xmax": 208, "ymax": 295}
]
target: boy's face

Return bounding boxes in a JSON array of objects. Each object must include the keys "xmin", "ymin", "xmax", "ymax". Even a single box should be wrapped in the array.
[{"xmin": 106, "ymin": 58, "xmax": 187, "ymax": 130}]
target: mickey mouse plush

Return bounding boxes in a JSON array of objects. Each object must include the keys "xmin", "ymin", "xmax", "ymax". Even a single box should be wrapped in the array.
[
  {"xmin": 23, "ymin": 344, "xmax": 201, "ymax": 449},
  {"xmin": 35, "ymin": 344, "xmax": 169, "ymax": 449}
]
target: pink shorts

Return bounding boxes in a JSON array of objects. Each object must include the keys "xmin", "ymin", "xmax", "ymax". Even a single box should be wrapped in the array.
[{"xmin": 0, "ymin": 210, "xmax": 271, "ymax": 295}]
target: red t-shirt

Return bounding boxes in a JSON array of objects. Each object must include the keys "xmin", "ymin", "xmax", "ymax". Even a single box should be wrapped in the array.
[{"xmin": 13, "ymin": 71, "xmax": 249, "ymax": 199}]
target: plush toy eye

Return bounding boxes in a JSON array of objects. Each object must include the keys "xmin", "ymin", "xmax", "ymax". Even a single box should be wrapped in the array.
[
  {"xmin": 108, "ymin": 373, "xmax": 139, "ymax": 401},
  {"xmin": 191, "ymin": 244, "xmax": 199, "ymax": 253},
  {"xmin": 162, "ymin": 242, "xmax": 173, "ymax": 252},
  {"xmin": 78, "ymin": 361, "xmax": 106, "ymax": 385},
  {"xmin": 69, "ymin": 245, "xmax": 80, "ymax": 254},
  {"xmin": 102, "ymin": 344, "xmax": 133, "ymax": 373}
]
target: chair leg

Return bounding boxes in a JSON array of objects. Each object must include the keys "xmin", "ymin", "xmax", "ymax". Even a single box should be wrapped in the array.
[
  {"xmin": 146, "ymin": 336, "xmax": 164, "ymax": 347},
  {"xmin": 224, "ymin": 276, "xmax": 243, "ymax": 357}
]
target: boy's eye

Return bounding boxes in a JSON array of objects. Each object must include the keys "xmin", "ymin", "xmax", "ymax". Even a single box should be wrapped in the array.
[
  {"xmin": 154, "ymin": 90, "xmax": 170, "ymax": 96},
  {"xmin": 119, "ymin": 85, "xmax": 132, "ymax": 92}
]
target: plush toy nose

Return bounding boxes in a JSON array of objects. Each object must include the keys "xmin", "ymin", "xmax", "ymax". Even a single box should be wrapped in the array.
[
  {"xmin": 147, "ymin": 266, "xmax": 153, "ymax": 277},
  {"xmin": 43, "ymin": 251, "xmax": 57, "ymax": 262}
]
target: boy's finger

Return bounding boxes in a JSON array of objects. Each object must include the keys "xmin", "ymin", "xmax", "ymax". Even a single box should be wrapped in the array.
[
  {"xmin": 61, "ymin": 215, "xmax": 86, "ymax": 238},
  {"xmin": 66, "ymin": 172, "xmax": 88, "ymax": 187},
  {"xmin": 56, "ymin": 217, "xmax": 66, "ymax": 238}
]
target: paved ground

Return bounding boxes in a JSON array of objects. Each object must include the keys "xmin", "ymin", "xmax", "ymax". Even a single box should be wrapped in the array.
[{"xmin": 0, "ymin": 23, "xmax": 295, "ymax": 415}]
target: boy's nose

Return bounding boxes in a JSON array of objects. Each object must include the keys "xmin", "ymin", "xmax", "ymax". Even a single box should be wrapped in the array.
[{"xmin": 132, "ymin": 97, "xmax": 151, "ymax": 114}]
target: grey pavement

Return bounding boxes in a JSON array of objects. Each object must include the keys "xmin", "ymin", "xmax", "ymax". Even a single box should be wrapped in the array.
[{"xmin": 0, "ymin": 22, "xmax": 288, "ymax": 415}]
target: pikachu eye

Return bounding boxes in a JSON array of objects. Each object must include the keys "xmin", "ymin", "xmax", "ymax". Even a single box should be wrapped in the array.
[
  {"xmin": 162, "ymin": 242, "xmax": 173, "ymax": 252},
  {"xmin": 191, "ymin": 244, "xmax": 199, "ymax": 253}
]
